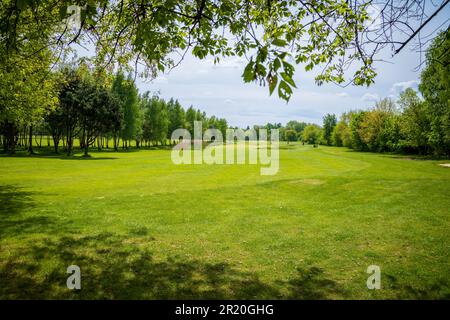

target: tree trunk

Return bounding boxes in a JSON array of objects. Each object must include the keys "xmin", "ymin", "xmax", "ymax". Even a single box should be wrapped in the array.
[
  {"xmin": 3, "ymin": 122, "xmax": 18, "ymax": 153},
  {"xmin": 28, "ymin": 125, "xmax": 34, "ymax": 154},
  {"xmin": 84, "ymin": 125, "xmax": 89, "ymax": 156},
  {"xmin": 66, "ymin": 126, "xmax": 73, "ymax": 156},
  {"xmin": 53, "ymin": 136, "xmax": 60, "ymax": 153},
  {"xmin": 114, "ymin": 133, "xmax": 118, "ymax": 151},
  {"xmin": 97, "ymin": 134, "xmax": 101, "ymax": 151}
]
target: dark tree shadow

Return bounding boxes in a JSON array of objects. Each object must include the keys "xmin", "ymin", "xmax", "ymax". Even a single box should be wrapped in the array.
[
  {"xmin": 0, "ymin": 152, "xmax": 117, "ymax": 160},
  {"xmin": 384, "ymin": 273, "xmax": 450, "ymax": 300},
  {"xmin": 0, "ymin": 186, "xmax": 448, "ymax": 299},
  {"xmin": 283, "ymin": 267, "xmax": 344, "ymax": 299},
  {"xmin": 0, "ymin": 185, "xmax": 67, "ymax": 238},
  {"xmin": 0, "ymin": 146, "xmax": 175, "ymax": 160},
  {"xmin": 0, "ymin": 185, "xmax": 35, "ymax": 216},
  {"xmin": 0, "ymin": 231, "xmax": 347, "ymax": 300}
]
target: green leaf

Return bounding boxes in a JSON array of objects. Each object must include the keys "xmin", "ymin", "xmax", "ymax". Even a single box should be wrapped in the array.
[
  {"xmin": 280, "ymin": 72, "xmax": 297, "ymax": 88},
  {"xmin": 272, "ymin": 39, "xmax": 287, "ymax": 47},
  {"xmin": 305, "ymin": 62, "xmax": 314, "ymax": 71},
  {"xmin": 273, "ymin": 58, "xmax": 281, "ymax": 72},
  {"xmin": 278, "ymin": 80, "xmax": 293, "ymax": 101},
  {"xmin": 269, "ymin": 75, "xmax": 278, "ymax": 95},
  {"xmin": 242, "ymin": 61, "xmax": 255, "ymax": 82}
]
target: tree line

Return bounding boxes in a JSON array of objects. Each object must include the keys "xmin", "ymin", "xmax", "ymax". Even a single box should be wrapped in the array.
[
  {"xmin": 269, "ymin": 31, "xmax": 449, "ymax": 158},
  {"xmin": 0, "ymin": 62, "xmax": 228, "ymax": 156},
  {"xmin": 1, "ymin": 30, "xmax": 448, "ymax": 158}
]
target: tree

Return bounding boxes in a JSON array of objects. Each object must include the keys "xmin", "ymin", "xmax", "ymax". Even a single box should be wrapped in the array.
[
  {"xmin": 76, "ymin": 66, "xmax": 98, "ymax": 156},
  {"xmin": 286, "ymin": 120, "xmax": 307, "ymax": 136},
  {"xmin": 353, "ymin": 99, "xmax": 400, "ymax": 152},
  {"xmin": 332, "ymin": 120, "xmax": 351, "ymax": 148},
  {"xmin": 302, "ymin": 125, "xmax": 322, "ymax": 146},
  {"xmin": 348, "ymin": 111, "xmax": 367, "ymax": 151},
  {"xmin": 45, "ymin": 101, "xmax": 65, "ymax": 153},
  {"xmin": 215, "ymin": 118, "xmax": 228, "ymax": 138},
  {"xmin": 0, "ymin": 49, "xmax": 57, "ymax": 153},
  {"xmin": 80, "ymin": 84, "xmax": 123, "ymax": 156},
  {"xmin": 48, "ymin": 64, "xmax": 117, "ymax": 156},
  {"xmin": 322, "ymin": 114, "xmax": 337, "ymax": 146},
  {"xmin": 142, "ymin": 94, "xmax": 169, "ymax": 146},
  {"xmin": 57, "ymin": 66, "xmax": 84, "ymax": 156},
  {"xmin": 3, "ymin": 1, "xmax": 444, "ymax": 103},
  {"xmin": 284, "ymin": 129, "xmax": 297, "ymax": 144},
  {"xmin": 111, "ymin": 72, "xmax": 139, "ymax": 149},
  {"xmin": 398, "ymin": 88, "xmax": 430, "ymax": 154},
  {"xmin": 185, "ymin": 106, "xmax": 198, "ymax": 136},
  {"xmin": 106, "ymin": 91, "xmax": 123, "ymax": 152},
  {"xmin": 167, "ymin": 99, "xmax": 186, "ymax": 141},
  {"xmin": 419, "ymin": 30, "xmax": 450, "ymax": 157}
]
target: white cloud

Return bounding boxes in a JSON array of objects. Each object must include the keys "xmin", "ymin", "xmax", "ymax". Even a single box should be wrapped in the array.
[
  {"xmin": 337, "ymin": 92, "xmax": 350, "ymax": 97},
  {"xmin": 361, "ymin": 93, "xmax": 380, "ymax": 102},
  {"xmin": 391, "ymin": 80, "xmax": 419, "ymax": 94}
]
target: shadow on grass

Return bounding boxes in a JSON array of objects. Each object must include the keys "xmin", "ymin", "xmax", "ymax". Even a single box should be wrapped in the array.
[
  {"xmin": 338, "ymin": 147, "xmax": 448, "ymax": 161},
  {"xmin": 0, "ymin": 185, "xmax": 66, "ymax": 237},
  {"xmin": 0, "ymin": 151, "xmax": 118, "ymax": 160},
  {"xmin": 0, "ymin": 145, "xmax": 173, "ymax": 160},
  {"xmin": 0, "ymin": 185, "xmax": 35, "ymax": 216},
  {"xmin": 0, "ymin": 231, "xmax": 346, "ymax": 299},
  {"xmin": 278, "ymin": 144, "xmax": 300, "ymax": 150},
  {"xmin": 0, "ymin": 186, "xmax": 448, "ymax": 299}
]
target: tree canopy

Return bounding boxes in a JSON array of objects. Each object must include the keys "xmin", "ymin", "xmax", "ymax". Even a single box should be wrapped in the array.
[{"xmin": 1, "ymin": 0, "xmax": 447, "ymax": 102}]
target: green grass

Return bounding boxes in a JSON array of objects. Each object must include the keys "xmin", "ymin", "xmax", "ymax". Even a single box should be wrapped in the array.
[{"xmin": 0, "ymin": 143, "xmax": 449, "ymax": 299}]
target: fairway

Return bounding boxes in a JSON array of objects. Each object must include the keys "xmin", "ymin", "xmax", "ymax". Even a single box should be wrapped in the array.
[{"xmin": 1, "ymin": 144, "xmax": 449, "ymax": 299}]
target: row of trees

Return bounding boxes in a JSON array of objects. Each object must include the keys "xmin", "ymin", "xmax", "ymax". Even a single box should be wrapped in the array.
[
  {"xmin": 325, "ymin": 31, "xmax": 449, "ymax": 157},
  {"xmin": 255, "ymin": 121, "xmax": 325, "ymax": 146},
  {"xmin": 0, "ymin": 63, "xmax": 228, "ymax": 156},
  {"xmin": 1, "ymin": 30, "xmax": 448, "ymax": 157},
  {"xmin": 326, "ymin": 88, "xmax": 448, "ymax": 157},
  {"xmin": 265, "ymin": 31, "xmax": 449, "ymax": 157},
  {"xmin": 140, "ymin": 94, "xmax": 228, "ymax": 147}
]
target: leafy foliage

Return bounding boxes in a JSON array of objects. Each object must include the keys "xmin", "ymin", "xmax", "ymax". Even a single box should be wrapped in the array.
[
  {"xmin": 302, "ymin": 124, "xmax": 323, "ymax": 145},
  {"xmin": 141, "ymin": 94, "xmax": 169, "ymax": 145},
  {"xmin": 419, "ymin": 30, "xmax": 450, "ymax": 157},
  {"xmin": 0, "ymin": 0, "xmax": 389, "ymax": 102},
  {"xmin": 322, "ymin": 114, "xmax": 337, "ymax": 146}
]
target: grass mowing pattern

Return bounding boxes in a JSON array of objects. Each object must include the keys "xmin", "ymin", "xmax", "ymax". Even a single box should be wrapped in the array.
[{"xmin": 0, "ymin": 143, "xmax": 449, "ymax": 299}]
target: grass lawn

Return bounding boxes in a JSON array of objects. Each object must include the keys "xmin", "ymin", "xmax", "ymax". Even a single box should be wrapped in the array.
[{"xmin": 0, "ymin": 143, "xmax": 449, "ymax": 299}]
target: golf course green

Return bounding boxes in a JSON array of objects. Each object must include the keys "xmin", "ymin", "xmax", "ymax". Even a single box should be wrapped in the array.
[{"xmin": 1, "ymin": 143, "xmax": 449, "ymax": 299}]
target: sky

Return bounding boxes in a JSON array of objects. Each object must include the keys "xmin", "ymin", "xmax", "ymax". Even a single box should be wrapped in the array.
[
  {"xmin": 135, "ymin": 49, "xmax": 423, "ymax": 127},
  {"xmin": 78, "ymin": 3, "xmax": 450, "ymax": 128}
]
